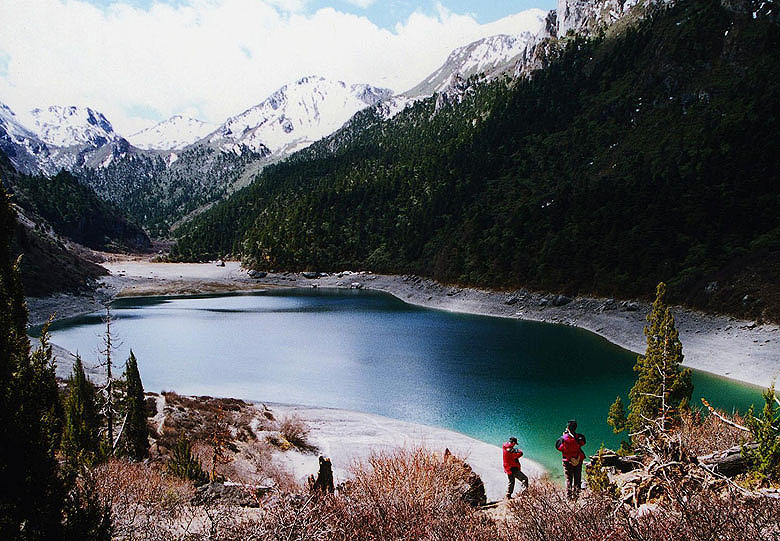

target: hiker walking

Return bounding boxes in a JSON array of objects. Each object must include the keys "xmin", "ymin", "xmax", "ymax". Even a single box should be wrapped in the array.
[
  {"xmin": 555, "ymin": 420, "xmax": 586, "ymax": 499},
  {"xmin": 503, "ymin": 436, "xmax": 528, "ymax": 498}
]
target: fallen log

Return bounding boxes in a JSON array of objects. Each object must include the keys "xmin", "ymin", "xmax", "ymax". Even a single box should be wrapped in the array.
[{"xmin": 697, "ymin": 443, "xmax": 757, "ymax": 478}]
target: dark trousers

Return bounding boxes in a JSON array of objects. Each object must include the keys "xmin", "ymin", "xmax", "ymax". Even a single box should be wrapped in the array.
[
  {"xmin": 563, "ymin": 461, "xmax": 582, "ymax": 499},
  {"xmin": 506, "ymin": 467, "xmax": 529, "ymax": 497}
]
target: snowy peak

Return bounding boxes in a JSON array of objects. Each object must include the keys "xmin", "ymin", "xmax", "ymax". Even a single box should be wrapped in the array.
[
  {"xmin": 405, "ymin": 32, "xmax": 537, "ymax": 98},
  {"xmin": 211, "ymin": 76, "xmax": 393, "ymax": 154},
  {"xmin": 0, "ymin": 101, "xmax": 38, "ymax": 141},
  {"xmin": 128, "ymin": 115, "xmax": 216, "ymax": 151},
  {"xmin": 27, "ymin": 105, "xmax": 119, "ymax": 147},
  {"xmin": 0, "ymin": 101, "xmax": 52, "ymax": 175}
]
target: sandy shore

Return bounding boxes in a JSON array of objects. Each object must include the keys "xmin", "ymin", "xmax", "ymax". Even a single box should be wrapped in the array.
[
  {"xmin": 26, "ymin": 259, "xmax": 779, "ymax": 388},
  {"xmin": 269, "ymin": 403, "xmax": 545, "ymax": 502}
]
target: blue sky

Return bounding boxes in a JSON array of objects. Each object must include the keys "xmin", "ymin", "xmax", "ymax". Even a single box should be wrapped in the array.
[
  {"xmin": 86, "ymin": 0, "xmax": 556, "ymax": 29},
  {"xmin": 0, "ymin": 0, "xmax": 553, "ymax": 134}
]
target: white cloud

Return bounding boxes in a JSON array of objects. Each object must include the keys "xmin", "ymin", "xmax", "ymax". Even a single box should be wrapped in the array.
[
  {"xmin": 344, "ymin": 0, "xmax": 375, "ymax": 8},
  {"xmin": 0, "ymin": 0, "xmax": 545, "ymax": 135}
]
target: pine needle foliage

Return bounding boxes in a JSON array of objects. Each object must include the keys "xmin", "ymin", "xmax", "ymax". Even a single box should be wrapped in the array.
[
  {"xmin": 742, "ymin": 384, "xmax": 780, "ymax": 485},
  {"xmin": 63, "ymin": 355, "xmax": 102, "ymax": 468},
  {"xmin": 609, "ymin": 283, "xmax": 693, "ymax": 440},
  {"xmin": 0, "ymin": 188, "xmax": 65, "ymax": 539},
  {"xmin": 167, "ymin": 435, "xmax": 208, "ymax": 486},
  {"xmin": 119, "ymin": 351, "xmax": 150, "ymax": 461}
]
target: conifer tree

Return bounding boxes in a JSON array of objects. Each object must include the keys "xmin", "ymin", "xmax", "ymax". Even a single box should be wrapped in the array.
[
  {"xmin": 0, "ymin": 188, "xmax": 65, "ymax": 538},
  {"xmin": 609, "ymin": 282, "xmax": 693, "ymax": 439},
  {"xmin": 120, "ymin": 350, "xmax": 149, "ymax": 460},
  {"xmin": 63, "ymin": 355, "xmax": 101, "ymax": 467}
]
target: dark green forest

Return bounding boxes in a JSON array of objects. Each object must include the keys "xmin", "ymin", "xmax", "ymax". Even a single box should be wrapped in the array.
[{"xmin": 173, "ymin": 0, "xmax": 779, "ymax": 322}]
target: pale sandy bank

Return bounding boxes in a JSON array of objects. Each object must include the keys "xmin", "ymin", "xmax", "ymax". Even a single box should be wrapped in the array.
[{"xmin": 269, "ymin": 403, "xmax": 545, "ymax": 502}]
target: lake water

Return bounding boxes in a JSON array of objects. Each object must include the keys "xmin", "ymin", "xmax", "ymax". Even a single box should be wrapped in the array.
[{"xmin": 39, "ymin": 288, "xmax": 764, "ymax": 475}]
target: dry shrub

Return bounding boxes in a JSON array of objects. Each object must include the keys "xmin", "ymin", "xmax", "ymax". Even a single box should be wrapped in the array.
[
  {"xmin": 278, "ymin": 414, "xmax": 312, "ymax": 450},
  {"xmin": 503, "ymin": 481, "xmax": 616, "ymax": 541},
  {"xmin": 501, "ymin": 478, "xmax": 780, "ymax": 541},
  {"xmin": 326, "ymin": 448, "xmax": 497, "ymax": 540},
  {"xmin": 213, "ymin": 448, "xmax": 497, "ymax": 540},
  {"xmin": 91, "ymin": 458, "xmax": 196, "ymax": 539},
  {"xmin": 677, "ymin": 408, "xmax": 750, "ymax": 456},
  {"xmin": 637, "ymin": 481, "xmax": 780, "ymax": 541}
]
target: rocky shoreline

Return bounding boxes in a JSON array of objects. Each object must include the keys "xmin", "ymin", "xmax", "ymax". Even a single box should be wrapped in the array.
[
  {"xmin": 26, "ymin": 259, "xmax": 779, "ymax": 389},
  {"xmin": 255, "ymin": 271, "xmax": 780, "ymax": 390}
]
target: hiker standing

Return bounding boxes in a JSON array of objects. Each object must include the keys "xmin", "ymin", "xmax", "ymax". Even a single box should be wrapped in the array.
[
  {"xmin": 502, "ymin": 436, "xmax": 528, "ymax": 498},
  {"xmin": 555, "ymin": 420, "xmax": 586, "ymax": 499}
]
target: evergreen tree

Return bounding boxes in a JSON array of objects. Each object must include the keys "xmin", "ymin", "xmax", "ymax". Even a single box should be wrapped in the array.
[
  {"xmin": 167, "ymin": 435, "xmax": 208, "ymax": 486},
  {"xmin": 742, "ymin": 384, "xmax": 780, "ymax": 484},
  {"xmin": 62, "ymin": 356, "xmax": 101, "ymax": 467},
  {"xmin": 119, "ymin": 351, "xmax": 149, "ymax": 460},
  {"xmin": 607, "ymin": 395, "xmax": 627, "ymax": 433},
  {"xmin": 609, "ymin": 283, "xmax": 693, "ymax": 439},
  {"xmin": 0, "ymin": 188, "xmax": 65, "ymax": 539}
]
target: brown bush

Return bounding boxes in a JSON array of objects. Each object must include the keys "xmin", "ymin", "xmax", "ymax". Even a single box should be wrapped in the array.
[
  {"xmin": 501, "ymin": 478, "xmax": 780, "ymax": 541},
  {"xmin": 91, "ymin": 459, "xmax": 196, "ymax": 539},
  {"xmin": 214, "ymin": 448, "xmax": 497, "ymax": 540},
  {"xmin": 676, "ymin": 408, "xmax": 750, "ymax": 457},
  {"xmin": 278, "ymin": 414, "xmax": 313, "ymax": 450},
  {"xmin": 502, "ymin": 481, "xmax": 617, "ymax": 541}
]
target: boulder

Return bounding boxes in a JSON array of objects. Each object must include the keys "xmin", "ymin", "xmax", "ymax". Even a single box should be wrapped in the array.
[
  {"xmin": 302, "ymin": 271, "xmax": 319, "ymax": 279},
  {"xmin": 552, "ymin": 294, "xmax": 572, "ymax": 306}
]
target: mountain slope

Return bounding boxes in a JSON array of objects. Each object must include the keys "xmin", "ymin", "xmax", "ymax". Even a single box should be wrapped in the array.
[
  {"xmin": 1, "ymin": 149, "xmax": 150, "ymax": 252},
  {"xmin": 404, "ymin": 33, "xmax": 536, "ymax": 98},
  {"xmin": 128, "ymin": 115, "xmax": 216, "ymax": 151},
  {"xmin": 172, "ymin": 0, "xmax": 780, "ymax": 322},
  {"xmin": 209, "ymin": 76, "xmax": 393, "ymax": 155},
  {"xmin": 76, "ymin": 76, "xmax": 391, "ymax": 235},
  {"xmin": 26, "ymin": 105, "xmax": 119, "ymax": 148},
  {"xmin": 0, "ymin": 102, "xmax": 53, "ymax": 175}
]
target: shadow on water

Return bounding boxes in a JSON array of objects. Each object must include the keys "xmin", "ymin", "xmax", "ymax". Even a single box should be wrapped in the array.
[{"xmin": 37, "ymin": 288, "xmax": 765, "ymax": 476}]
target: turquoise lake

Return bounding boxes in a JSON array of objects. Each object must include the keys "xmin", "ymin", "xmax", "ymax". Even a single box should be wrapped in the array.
[{"xmin": 39, "ymin": 288, "xmax": 764, "ymax": 475}]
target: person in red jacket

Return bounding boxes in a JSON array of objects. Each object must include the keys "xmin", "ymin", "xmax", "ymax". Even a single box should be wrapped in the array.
[
  {"xmin": 502, "ymin": 436, "xmax": 528, "ymax": 499},
  {"xmin": 555, "ymin": 420, "xmax": 586, "ymax": 499}
]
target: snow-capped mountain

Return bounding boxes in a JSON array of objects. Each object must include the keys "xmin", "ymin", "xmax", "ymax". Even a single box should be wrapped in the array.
[
  {"xmin": 0, "ymin": 101, "xmax": 52, "ymax": 175},
  {"xmin": 404, "ymin": 33, "xmax": 538, "ymax": 99},
  {"xmin": 0, "ymin": 102, "xmax": 135, "ymax": 174},
  {"xmin": 209, "ymin": 76, "xmax": 393, "ymax": 155},
  {"xmin": 128, "ymin": 115, "xmax": 216, "ymax": 151},
  {"xmin": 26, "ymin": 105, "xmax": 120, "ymax": 148}
]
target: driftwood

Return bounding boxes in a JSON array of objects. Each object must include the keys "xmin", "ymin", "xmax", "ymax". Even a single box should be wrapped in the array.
[
  {"xmin": 697, "ymin": 443, "xmax": 757, "ymax": 478},
  {"xmin": 591, "ymin": 450, "xmax": 643, "ymax": 473}
]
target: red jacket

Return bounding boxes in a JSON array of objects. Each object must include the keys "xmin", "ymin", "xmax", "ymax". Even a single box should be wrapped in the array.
[
  {"xmin": 556, "ymin": 430, "xmax": 586, "ymax": 464},
  {"xmin": 502, "ymin": 441, "xmax": 523, "ymax": 474}
]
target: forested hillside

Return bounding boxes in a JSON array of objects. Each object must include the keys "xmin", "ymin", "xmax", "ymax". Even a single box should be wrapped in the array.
[
  {"xmin": 0, "ymin": 151, "xmax": 150, "ymax": 295},
  {"xmin": 173, "ymin": 1, "xmax": 780, "ymax": 322},
  {"xmin": 78, "ymin": 144, "xmax": 266, "ymax": 237}
]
